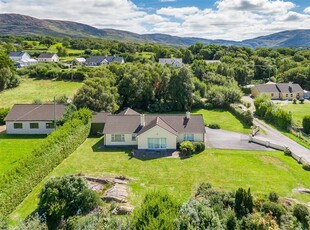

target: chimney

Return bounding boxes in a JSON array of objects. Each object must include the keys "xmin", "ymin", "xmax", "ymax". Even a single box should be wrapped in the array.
[
  {"xmin": 289, "ymin": 82, "xmax": 293, "ymax": 91},
  {"xmin": 140, "ymin": 114, "xmax": 145, "ymax": 126},
  {"xmin": 186, "ymin": 111, "xmax": 190, "ymax": 119}
]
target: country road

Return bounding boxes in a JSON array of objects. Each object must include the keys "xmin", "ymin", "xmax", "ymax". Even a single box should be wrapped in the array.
[{"xmin": 253, "ymin": 118, "xmax": 310, "ymax": 164}]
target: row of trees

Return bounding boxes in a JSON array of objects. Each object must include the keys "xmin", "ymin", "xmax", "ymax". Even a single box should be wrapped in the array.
[{"xmin": 0, "ymin": 52, "xmax": 20, "ymax": 91}]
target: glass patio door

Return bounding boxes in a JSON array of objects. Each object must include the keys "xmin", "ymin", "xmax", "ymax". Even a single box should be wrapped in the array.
[{"xmin": 147, "ymin": 138, "xmax": 167, "ymax": 149}]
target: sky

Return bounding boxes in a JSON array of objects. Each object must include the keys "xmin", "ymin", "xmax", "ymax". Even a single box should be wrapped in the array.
[{"xmin": 1, "ymin": 0, "xmax": 310, "ymax": 41}]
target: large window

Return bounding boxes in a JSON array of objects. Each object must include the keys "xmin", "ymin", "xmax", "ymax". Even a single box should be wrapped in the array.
[
  {"xmin": 46, "ymin": 122, "xmax": 55, "ymax": 129},
  {"xmin": 148, "ymin": 138, "xmax": 167, "ymax": 149},
  {"xmin": 13, "ymin": 123, "xmax": 23, "ymax": 129},
  {"xmin": 112, "ymin": 134, "xmax": 125, "ymax": 142},
  {"xmin": 30, "ymin": 123, "xmax": 39, "ymax": 129},
  {"xmin": 184, "ymin": 134, "xmax": 194, "ymax": 141}
]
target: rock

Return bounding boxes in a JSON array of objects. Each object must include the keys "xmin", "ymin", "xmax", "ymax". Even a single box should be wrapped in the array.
[
  {"xmin": 117, "ymin": 205, "xmax": 134, "ymax": 214},
  {"xmin": 292, "ymin": 188, "xmax": 310, "ymax": 194},
  {"xmin": 103, "ymin": 184, "xmax": 128, "ymax": 203}
]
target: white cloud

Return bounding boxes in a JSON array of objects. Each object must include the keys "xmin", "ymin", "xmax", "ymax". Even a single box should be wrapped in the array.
[
  {"xmin": 0, "ymin": 0, "xmax": 309, "ymax": 40},
  {"xmin": 160, "ymin": 0, "xmax": 177, "ymax": 2}
]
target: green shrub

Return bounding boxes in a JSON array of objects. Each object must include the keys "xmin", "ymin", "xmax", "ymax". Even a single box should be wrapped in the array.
[
  {"xmin": 0, "ymin": 108, "xmax": 9, "ymax": 125},
  {"xmin": 0, "ymin": 109, "xmax": 92, "ymax": 217},
  {"xmin": 261, "ymin": 201, "xmax": 285, "ymax": 222},
  {"xmin": 302, "ymin": 163, "xmax": 310, "ymax": 171},
  {"xmin": 131, "ymin": 191, "xmax": 179, "ymax": 230},
  {"xmin": 193, "ymin": 142, "xmax": 205, "ymax": 153},
  {"xmin": 293, "ymin": 204, "xmax": 310, "ymax": 228},
  {"xmin": 234, "ymin": 188, "xmax": 253, "ymax": 218},
  {"xmin": 302, "ymin": 115, "xmax": 310, "ymax": 134},
  {"xmin": 229, "ymin": 104, "xmax": 253, "ymax": 126},
  {"xmin": 179, "ymin": 141, "xmax": 195, "ymax": 156},
  {"xmin": 268, "ymin": 192, "xmax": 279, "ymax": 202},
  {"xmin": 208, "ymin": 123, "xmax": 220, "ymax": 129}
]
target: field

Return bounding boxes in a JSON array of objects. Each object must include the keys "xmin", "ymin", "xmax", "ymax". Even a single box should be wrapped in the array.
[
  {"xmin": 193, "ymin": 108, "xmax": 251, "ymax": 134},
  {"xmin": 0, "ymin": 78, "xmax": 83, "ymax": 108},
  {"xmin": 10, "ymin": 137, "xmax": 310, "ymax": 224},
  {"xmin": 278, "ymin": 102, "xmax": 310, "ymax": 126},
  {"xmin": 0, "ymin": 134, "xmax": 45, "ymax": 174}
]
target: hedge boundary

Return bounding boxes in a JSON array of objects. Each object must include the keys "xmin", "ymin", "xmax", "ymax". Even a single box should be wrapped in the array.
[{"xmin": 0, "ymin": 109, "xmax": 91, "ymax": 218}]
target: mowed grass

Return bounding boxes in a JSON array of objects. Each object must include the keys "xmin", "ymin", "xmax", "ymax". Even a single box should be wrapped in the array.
[
  {"xmin": 0, "ymin": 134, "xmax": 45, "ymax": 174},
  {"xmin": 193, "ymin": 109, "xmax": 251, "ymax": 134},
  {"xmin": 0, "ymin": 78, "xmax": 83, "ymax": 108},
  {"xmin": 10, "ymin": 137, "xmax": 310, "ymax": 224},
  {"xmin": 278, "ymin": 103, "xmax": 310, "ymax": 126}
]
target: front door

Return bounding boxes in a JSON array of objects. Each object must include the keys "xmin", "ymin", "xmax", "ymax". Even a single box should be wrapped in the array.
[{"xmin": 147, "ymin": 138, "xmax": 167, "ymax": 149}]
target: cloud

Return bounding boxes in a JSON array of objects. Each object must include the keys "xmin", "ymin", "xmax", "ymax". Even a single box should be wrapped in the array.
[
  {"xmin": 304, "ymin": 7, "xmax": 310, "ymax": 14},
  {"xmin": 156, "ymin": 6, "xmax": 199, "ymax": 18},
  {"xmin": 160, "ymin": 0, "xmax": 177, "ymax": 2}
]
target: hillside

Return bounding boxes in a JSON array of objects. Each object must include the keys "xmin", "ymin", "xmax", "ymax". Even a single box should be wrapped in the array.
[{"xmin": 1, "ymin": 14, "xmax": 310, "ymax": 48}]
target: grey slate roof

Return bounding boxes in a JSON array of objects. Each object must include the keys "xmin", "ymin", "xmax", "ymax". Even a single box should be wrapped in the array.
[
  {"xmin": 38, "ymin": 53, "xmax": 57, "ymax": 58},
  {"xmin": 85, "ymin": 56, "xmax": 124, "ymax": 65},
  {"xmin": 255, "ymin": 83, "xmax": 303, "ymax": 93},
  {"xmin": 118, "ymin": 108, "xmax": 140, "ymax": 115},
  {"xmin": 85, "ymin": 56, "xmax": 106, "ymax": 63},
  {"xmin": 103, "ymin": 114, "xmax": 205, "ymax": 135},
  {"xmin": 8, "ymin": 51, "xmax": 27, "ymax": 57},
  {"xmin": 255, "ymin": 84, "xmax": 279, "ymax": 93},
  {"xmin": 5, "ymin": 104, "xmax": 66, "ymax": 121},
  {"xmin": 92, "ymin": 112, "xmax": 111, "ymax": 123}
]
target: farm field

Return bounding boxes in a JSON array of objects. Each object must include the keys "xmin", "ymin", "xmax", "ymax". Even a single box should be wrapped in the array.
[
  {"xmin": 278, "ymin": 102, "xmax": 310, "ymax": 126},
  {"xmin": 0, "ymin": 78, "xmax": 83, "ymax": 108},
  {"xmin": 193, "ymin": 108, "xmax": 251, "ymax": 134},
  {"xmin": 0, "ymin": 134, "xmax": 45, "ymax": 174},
  {"xmin": 10, "ymin": 136, "xmax": 310, "ymax": 224}
]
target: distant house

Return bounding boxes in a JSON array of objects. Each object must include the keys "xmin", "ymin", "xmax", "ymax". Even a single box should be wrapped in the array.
[
  {"xmin": 304, "ymin": 90, "xmax": 310, "ymax": 99},
  {"xmin": 4, "ymin": 104, "xmax": 66, "ymax": 134},
  {"xmin": 85, "ymin": 56, "xmax": 124, "ymax": 66},
  {"xmin": 9, "ymin": 51, "xmax": 38, "ymax": 67},
  {"xmin": 73, "ymin": 57, "xmax": 86, "ymax": 65},
  {"xmin": 38, "ymin": 53, "xmax": 59, "ymax": 62},
  {"xmin": 159, "ymin": 58, "xmax": 183, "ymax": 68},
  {"xmin": 103, "ymin": 108, "xmax": 206, "ymax": 150},
  {"xmin": 251, "ymin": 82, "xmax": 304, "ymax": 100},
  {"xmin": 205, "ymin": 60, "xmax": 221, "ymax": 64}
]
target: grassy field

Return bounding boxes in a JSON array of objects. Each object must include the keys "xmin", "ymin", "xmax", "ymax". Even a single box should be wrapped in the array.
[
  {"xmin": 0, "ymin": 134, "xmax": 45, "ymax": 174},
  {"xmin": 277, "ymin": 102, "xmax": 310, "ymax": 126},
  {"xmin": 0, "ymin": 78, "xmax": 83, "ymax": 108},
  {"xmin": 193, "ymin": 109, "xmax": 251, "ymax": 134},
  {"xmin": 10, "ymin": 137, "xmax": 310, "ymax": 224}
]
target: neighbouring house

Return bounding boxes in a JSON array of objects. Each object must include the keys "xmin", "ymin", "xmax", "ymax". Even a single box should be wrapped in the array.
[
  {"xmin": 304, "ymin": 90, "xmax": 310, "ymax": 99},
  {"xmin": 4, "ymin": 104, "xmax": 66, "ymax": 134},
  {"xmin": 91, "ymin": 112, "xmax": 111, "ymax": 135},
  {"xmin": 9, "ymin": 51, "xmax": 38, "ymax": 67},
  {"xmin": 38, "ymin": 53, "xmax": 59, "ymax": 62},
  {"xmin": 251, "ymin": 82, "xmax": 304, "ymax": 100},
  {"xmin": 103, "ymin": 108, "xmax": 206, "ymax": 150},
  {"xmin": 205, "ymin": 60, "xmax": 221, "ymax": 64},
  {"xmin": 73, "ymin": 57, "xmax": 86, "ymax": 65},
  {"xmin": 85, "ymin": 56, "xmax": 124, "ymax": 66},
  {"xmin": 159, "ymin": 58, "xmax": 183, "ymax": 68}
]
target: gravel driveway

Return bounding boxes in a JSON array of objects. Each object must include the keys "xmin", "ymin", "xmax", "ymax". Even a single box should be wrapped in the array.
[{"xmin": 205, "ymin": 127, "xmax": 272, "ymax": 151}]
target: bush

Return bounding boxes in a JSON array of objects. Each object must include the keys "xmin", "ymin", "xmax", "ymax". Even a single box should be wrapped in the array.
[
  {"xmin": 302, "ymin": 115, "xmax": 310, "ymax": 134},
  {"xmin": 208, "ymin": 123, "xmax": 220, "ymax": 129},
  {"xmin": 261, "ymin": 202, "xmax": 285, "ymax": 222},
  {"xmin": 39, "ymin": 175, "xmax": 101, "ymax": 225},
  {"xmin": 293, "ymin": 204, "xmax": 310, "ymax": 228},
  {"xmin": 302, "ymin": 163, "xmax": 310, "ymax": 171},
  {"xmin": 179, "ymin": 141, "xmax": 195, "ymax": 156},
  {"xmin": 131, "ymin": 191, "xmax": 179, "ymax": 230},
  {"xmin": 229, "ymin": 104, "xmax": 253, "ymax": 126},
  {"xmin": 0, "ymin": 108, "xmax": 9, "ymax": 125},
  {"xmin": 234, "ymin": 188, "xmax": 253, "ymax": 218},
  {"xmin": 0, "ymin": 109, "xmax": 92, "ymax": 217},
  {"xmin": 193, "ymin": 142, "xmax": 205, "ymax": 153},
  {"xmin": 268, "ymin": 192, "xmax": 279, "ymax": 202}
]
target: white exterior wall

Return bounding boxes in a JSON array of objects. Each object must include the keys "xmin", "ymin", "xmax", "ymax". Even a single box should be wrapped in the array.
[
  {"xmin": 137, "ymin": 126, "xmax": 177, "ymax": 149},
  {"xmin": 105, "ymin": 134, "xmax": 137, "ymax": 146},
  {"xmin": 6, "ymin": 121, "xmax": 55, "ymax": 134},
  {"xmin": 177, "ymin": 133, "xmax": 204, "ymax": 143},
  {"xmin": 38, "ymin": 55, "xmax": 59, "ymax": 62}
]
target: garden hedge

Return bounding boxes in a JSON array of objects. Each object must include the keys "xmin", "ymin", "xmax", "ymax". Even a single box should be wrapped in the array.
[
  {"xmin": 0, "ymin": 108, "xmax": 92, "ymax": 218},
  {"xmin": 229, "ymin": 104, "xmax": 253, "ymax": 126}
]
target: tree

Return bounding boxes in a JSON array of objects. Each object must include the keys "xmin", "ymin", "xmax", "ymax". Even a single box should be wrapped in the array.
[
  {"xmin": 303, "ymin": 115, "xmax": 310, "ymax": 134},
  {"xmin": 0, "ymin": 52, "xmax": 14, "ymax": 72},
  {"xmin": 73, "ymin": 77, "xmax": 119, "ymax": 112},
  {"xmin": 234, "ymin": 188, "xmax": 253, "ymax": 218},
  {"xmin": 293, "ymin": 204, "xmax": 310, "ymax": 228},
  {"xmin": 0, "ymin": 67, "xmax": 20, "ymax": 91},
  {"xmin": 38, "ymin": 175, "xmax": 101, "ymax": 226},
  {"xmin": 166, "ymin": 67, "xmax": 194, "ymax": 111}
]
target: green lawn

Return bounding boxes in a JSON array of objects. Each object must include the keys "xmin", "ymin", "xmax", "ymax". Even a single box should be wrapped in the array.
[
  {"xmin": 193, "ymin": 109, "xmax": 251, "ymax": 134},
  {"xmin": 278, "ymin": 103, "xmax": 310, "ymax": 126},
  {"xmin": 0, "ymin": 134, "xmax": 45, "ymax": 174},
  {"xmin": 9, "ymin": 137, "xmax": 310, "ymax": 224},
  {"xmin": 0, "ymin": 78, "xmax": 83, "ymax": 108}
]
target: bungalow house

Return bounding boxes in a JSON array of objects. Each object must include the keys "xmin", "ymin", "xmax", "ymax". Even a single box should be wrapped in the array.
[
  {"xmin": 85, "ymin": 56, "xmax": 124, "ymax": 66},
  {"xmin": 38, "ymin": 53, "xmax": 59, "ymax": 62},
  {"xmin": 205, "ymin": 60, "xmax": 221, "ymax": 64},
  {"xmin": 90, "ymin": 112, "xmax": 110, "ymax": 135},
  {"xmin": 251, "ymin": 82, "xmax": 304, "ymax": 100},
  {"xmin": 159, "ymin": 58, "xmax": 183, "ymax": 68},
  {"xmin": 4, "ymin": 104, "xmax": 66, "ymax": 134},
  {"xmin": 103, "ymin": 108, "xmax": 206, "ymax": 150},
  {"xmin": 73, "ymin": 57, "xmax": 86, "ymax": 65},
  {"xmin": 9, "ymin": 51, "xmax": 38, "ymax": 67}
]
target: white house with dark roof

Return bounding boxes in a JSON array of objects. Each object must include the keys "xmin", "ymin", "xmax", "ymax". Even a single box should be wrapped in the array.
[
  {"xmin": 4, "ymin": 104, "xmax": 66, "ymax": 134},
  {"xmin": 159, "ymin": 58, "xmax": 183, "ymax": 68},
  {"xmin": 251, "ymin": 82, "xmax": 304, "ymax": 100},
  {"xmin": 85, "ymin": 56, "xmax": 124, "ymax": 66},
  {"xmin": 38, "ymin": 53, "xmax": 59, "ymax": 62},
  {"xmin": 103, "ymin": 108, "xmax": 206, "ymax": 150},
  {"xmin": 9, "ymin": 51, "xmax": 38, "ymax": 67}
]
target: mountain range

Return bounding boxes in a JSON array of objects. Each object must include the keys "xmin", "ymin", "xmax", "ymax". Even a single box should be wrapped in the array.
[{"xmin": 1, "ymin": 13, "xmax": 310, "ymax": 48}]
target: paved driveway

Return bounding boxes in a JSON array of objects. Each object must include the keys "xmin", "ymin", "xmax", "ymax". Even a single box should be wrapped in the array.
[{"xmin": 205, "ymin": 127, "xmax": 271, "ymax": 151}]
